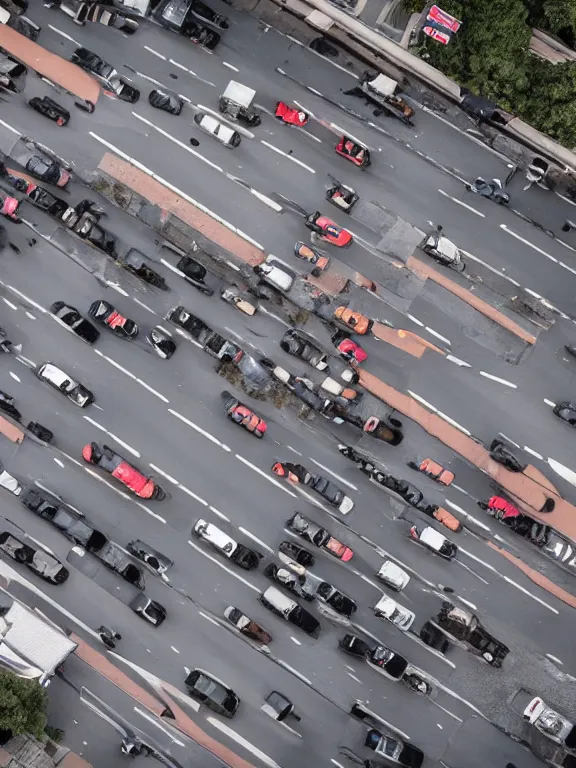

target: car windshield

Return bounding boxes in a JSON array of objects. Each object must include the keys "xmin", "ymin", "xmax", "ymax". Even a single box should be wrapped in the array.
[
  {"xmin": 382, "ymin": 737, "xmax": 399, "ymax": 757},
  {"xmin": 28, "ymin": 157, "xmax": 50, "ymax": 176},
  {"xmin": 195, "ymin": 674, "xmax": 226, "ymax": 704}
]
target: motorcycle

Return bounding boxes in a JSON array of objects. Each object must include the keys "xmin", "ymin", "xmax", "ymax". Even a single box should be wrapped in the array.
[
  {"xmin": 524, "ymin": 157, "xmax": 549, "ymax": 191},
  {"xmin": 224, "ymin": 606, "xmax": 272, "ymax": 643},
  {"xmin": 421, "ymin": 226, "xmax": 465, "ymax": 272},
  {"xmin": 468, "ymin": 177, "xmax": 509, "ymax": 205},
  {"xmin": 402, "ymin": 672, "xmax": 432, "ymax": 695}
]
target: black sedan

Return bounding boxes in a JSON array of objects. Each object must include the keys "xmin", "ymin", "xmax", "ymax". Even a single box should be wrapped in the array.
[
  {"xmin": 184, "ymin": 669, "xmax": 239, "ymax": 717},
  {"xmin": 28, "ymin": 186, "xmax": 68, "ymax": 218},
  {"xmin": 316, "ymin": 581, "xmax": 357, "ymax": 617},
  {"xmin": 148, "ymin": 89, "xmax": 184, "ymax": 115},
  {"xmin": 70, "ymin": 47, "xmax": 140, "ymax": 102},
  {"xmin": 26, "ymin": 154, "xmax": 70, "ymax": 188},
  {"xmin": 129, "ymin": 594, "xmax": 167, "ymax": 626},
  {"xmin": 88, "ymin": 300, "xmax": 138, "ymax": 339},
  {"xmin": 0, "ymin": 531, "xmax": 69, "ymax": 584},
  {"xmin": 339, "ymin": 634, "xmax": 372, "ymax": 658},
  {"xmin": 154, "ymin": 0, "xmax": 221, "ymax": 48},
  {"xmin": 553, "ymin": 402, "xmax": 576, "ymax": 426},
  {"xmin": 280, "ymin": 329, "xmax": 328, "ymax": 371},
  {"xmin": 278, "ymin": 540, "xmax": 314, "ymax": 567},
  {"xmin": 51, "ymin": 302, "xmax": 100, "ymax": 344}
]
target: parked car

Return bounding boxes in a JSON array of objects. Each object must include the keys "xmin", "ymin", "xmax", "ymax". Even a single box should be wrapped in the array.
[
  {"xmin": 184, "ymin": 668, "xmax": 239, "ymax": 717},
  {"xmin": 488, "ymin": 439, "xmax": 526, "ymax": 472},
  {"xmin": 193, "ymin": 519, "xmax": 260, "ymax": 570},
  {"xmin": 541, "ymin": 531, "xmax": 576, "ymax": 574},
  {"xmin": 315, "ymin": 580, "xmax": 357, "ymax": 617},
  {"xmin": 81, "ymin": 443, "xmax": 166, "ymax": 500},
  {"xmin": 376, "ymin": 560, "xmax": 410, "ymax": 591},
  {"xmin": 88, "ymin": 300, "xmax": 138, "ymax": 340},
  {"xmin": 129, "ymin": 594, "xmax": 167, "ymax": 626},
  {"xmin": 287, "ymin": 512, "xmax": 353, "ymax": 561},
  {"xmin": 308, "ymin": 473, "xmax": 354, "ymax": 514},
  {"xmin": 70, "ymin": 47, "xmax": 140, "ymax": 102},
  {"xmin": 234, "ymin": 354, "xmax": 273, "ymax": 395},
  {"xmin": 193, "ymin": 113, "xmax": 240, "ymax": 146},
  {"xmin": 224, "ymin": 607, "xmax": 272, "ymax": 643},
  {"xmin": 154, "ymin": 0, "xmax": 221, "ymax": 48},
  {"xmin": 28, "ymin": 186, "xmax": 68, "ymax": 218},
  {"xmin": 366, "ymin": 646, "xmax": 408, "ymax": 680},
  {"xmin": 221, "ymin": 391, "xmax": 267, "ymax": 437},
  {"xmin": 333, "ymin": 306, "xmax": 373, "ymax": 335},
  {"xmin": 338, "ymin": 634, "xmax": 373, "ymax": 658},
  {"xmin": 263, "ymin": 563, "xmax": 314, "ymax": 601},
  {"xmin": 146, "ymin": 327, "xmax": 177, "ymax": 360},
  {"xmin": 278, "ymin": 540, "xmax": 314, "ymax": 567},
  {"xmin": 255, "ymin": 256, "xmax": 296, "ymax": 293},
  {"xmin": 432, "ymin": 601, "xmax": 509, "ymax": 667},
  {"xmin": 374, "ymin": 595, "xmax": 415, "ymax": 631},
  {"xmin": 305, "ymin": 212, "xmax": 353, "ymax": 247},
  {"xmin": 174, "ymin": 255, "xmax": 214, "ymax": 296},
  {"xmin": 523, "ymin": 697, "xmax": 576, "ymax": 748},
  {"xmin": 259, "ymin": 585, "xmax": 320, "ymax": 637},
  {"xmin": 187, "ymin": 0, "xmax": 229, "ymax": 29},
  {"xmin": 553, "ymin": 402, "xmax": 576, "ymax": 426},
  {"xmin": 0, "ymin": 531, "xmax": 68, "ymax": 584},
  {"xmin": 127, "ymin": 540, "xmax": 173, "ymax": 577},
  {"xmin": 28, "ymin": 96, "xmax": 70, "ymax": 126},
  {"xmin": 35, "ymin": 362, "xmax": 94, "ymax": 407},
  {"xmin": 148, "ymin": 89, "xmax": 184, "ymax": 114},
  {"xmin": 408, "ymin": 457, "xmax": 454, "ymax": 486},
  {"xmin": 0, "ymin": 463, "xmax": 22, "ymax": 497},
  {"xmin": 409, "ymin": 525, "xmax": 458, "ymax": 560},
  {"xmin": 220, "ymin": 285, "xmax": 257, "ymax": 316},
  {"xmin": 0, "ymin": 52, "xmax": 27, "ymax": 93},
  {"xmin": 25, "ymin": 153, "xmax": 70, "ymax": 188},
  {"xmin": 294, "ymin": 241, "xmax": 329, "ymax": 270},
  {"xmin": 50, "ymin": 302, "xmax": 100, "ymax": 344},
  {"xmin": 365, "ymin": 728, "xmax": 424, "ymax": 768},
  {"xmin": 167, "ymin": 307, "xmax": 242, "ymax": 361},
  {"xmin": 95, "ymin": 540, "xmax": 145, "ymax": 588},
  {"xmin": 280, "ymin": 329, "xmax": 328, "ymax": 370}
]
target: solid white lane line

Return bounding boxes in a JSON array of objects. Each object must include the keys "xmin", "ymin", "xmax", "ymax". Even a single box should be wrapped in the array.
[
  {"xmin": 188, "ymin": 540, "xmax": 259, "ymax": 591},
  {"xmin": 6, "ymin": 286, "xmax": 46, "ymax": 313},
  {"xmin": 206, "ymin": 718, "xmax": 283, "ymax": 768},
  {"xmin": 347, "ymin": 672, "xmax": 362, "ymax": 684},
  {"xmin": 459, "ymin": 547, "xmax": 558, "ymax": 613},
  {"xmin": 309, "ymin": 458, "xmax": 358, "ymax": 490},
  {"xmin": 500, "ymin": 225, "xmax": 558, "ymax": 262},
  {"xmin": 407, "ymin": 391, "xmax": 438, "ymax": 412},
  {"xmin": 168, "ymin": 408, "xmax": 230, "ymax": 450},
  {"xmin": 260, "ymin": 140, "xmax": 316, "ymax": 173},
  {"xmin": 290, "ymin": 636, "xmax": 301, "ymax": 646},
  {"xmin": 460, "ymin": 249, "xmax": 521, "ymax": 286},
  {"xmin": 524, "ymin": 446, "xmax": 544, "ymax": 460},
  {"xmin": 133, "ymin": 112, "xmax": 223, "ymax": 172},
  {"xmin": 407, "ymin": 314, "xmax": 424, "ymax": 327},
  {"xmin": 546, "ymin": 653, "xmax": 563, "ymax": 665},
  {"xmin": 209, "ymin": 505, "xmax": 229, "ymax": 521},
  {"xmin": 149, "ymin": 464, "xmax": 179, "ymax": 485},
  {"xmin": 198, "ymin": 611, "xmax": 220, "ymax": 627},
  {"xmin": 250, "ymin": 189, "xmax": 284, "ymax": 211},
  {"xmin": 89, "ymin": 133, "xmax": 263, "ymax": 249},
  {"xmin": 458, "ymin": 597, "xmax": 477, "ymax": 610},
  {"xmin": 235, "ymin": 455, "xmax": 297, "ymax": 498},
  {"xmin": 157, "ymin": 325, "xmax": 172, "ymax": 337},
  {"xmin": 286, "ymin": 445, "xmax": 303, "ymax": 456},
  {"xmin": 544, "ymin": 399, "xmax": 556, "ymax": 407},
  {"xmin": 276, "ymin": 660, "xmax": 311, "ymax": 685},
  {"xmin": 54, "ymin": 458, "xmax": 64, "ymax": 468},
  {"xmin": 222, "ymin": 61, "xmax": 239, "ymax": 71},
  {"xmin": 133, "ymin": 298, "xmax": 156, "ymax": 315},
  {"xmin": 438, "ymin": 189, "xmax": 484, "ymax": 217},
  {"xmin": 0, "ymin": 117, "xmax": 20, "ymax": 135},
  {"xmin": 238, "ymin": 528, "xmax": 274, "ymax": 553},
  {"xmin": 161, "ymin": 259, "xmax": 185, "ymax": 276},
  {"xmin": 331, "ymin": 761, "xmax": 347, "ymax": 768},
  {"xmin": 133, "ymin": 708, "xmax": 186, "ymax": 745},
  {"xmin": 446, "ymin": 355, "xmax": 472, "ymax": 367},
  {"xmin": 93, "ymin": 349, "xmax": 136, "ymax": 379},
  {"xmin": 479, "ymin": 372, "xmax": 517, "ymax": 388},
  {"xmin": 144, "ymin": 45, "xmax": 166, "ymax": 60},
  {"xmin": 105, "ymin": 281, "xmax": 129, "ymax": 296},
  {"xmin": 437, "ymin": 412, "xmax": 471, "ymax": 435},
  {"xmin": 48, "ymin": 24, "xmax": 80, "ymax": 45},
  {"xmin": 171, "ymin": 646, "xmax": 180, "ymax": 654},
  {"xmin": 9, "ymin": 372, "xmax": 19, "ymax": 382},
  {"xmin": 136, "ymin": 379, "xmax": 169, "ymax": 402},
  {"xmin": 444, "ymin": 500, "xmax": 491, "ymax": 532},
  {"xmin": 425, "ymin": 327, "xmax": 451, "ymax": 345},
  {"xmin": 498, "ymin": 432, "xmax": 520, "ymax": 448},
  {"xmin": 82, "ymin": 416, "xmax": 141, "ymax": 457},
  {"xmin": 560, "ymin": 261, "xmax": 576, "ymax": 275},
  {"xmin": 25, "ymin": 312, "xmax": 36, "ymax": 320},
  {"xmin": 2, "ymin": 298, "xmax": 17, "ymax": 310},
  {"xmin": 179, "ymin": 485, "xmax": 208, "ymax": 506}
]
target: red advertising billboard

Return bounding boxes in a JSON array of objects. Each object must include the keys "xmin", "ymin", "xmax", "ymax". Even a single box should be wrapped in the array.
[{"xmin": 427, "ymin": 4, "xmax": 461, "ymax": 33}]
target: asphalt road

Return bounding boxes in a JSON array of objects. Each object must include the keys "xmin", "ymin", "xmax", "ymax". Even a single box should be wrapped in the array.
[{"xmin": 0, "ymin": 4, "xmax": 573, "ymax": 768}]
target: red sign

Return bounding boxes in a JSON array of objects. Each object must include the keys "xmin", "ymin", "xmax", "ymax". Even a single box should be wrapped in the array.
[
  {"xmin": 422, "ymin": 25, "xmax": 452, "ymax": 45},
  {"xmin": 427, "ymin": 5, "xmax": 461, "ymax": 33}
]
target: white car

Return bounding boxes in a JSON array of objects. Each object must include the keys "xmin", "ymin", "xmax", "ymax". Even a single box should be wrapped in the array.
[
  {"xmin": 0, "ymin": 465, "xmax": 21, "ymax": 497},
  {"xmin": 193, "ymin": 113, "xmax": 241, "ymax": 147},
  {"xmin": 35, "ymin": 362, "xmax": 94, "ymax": 408},
  {"xmin": 410, "ymin": 526, "xmax": 458, "ymax": 560},
  {"xmin": 376, "ymin": 560, "xmax": 410, "ymax": 591},
  {"xmin": 523, "ymin": 697, "xmax": 576, "ymax": 748},
  {"xmin": 255, "ymin": 256, "xmax": 295, "ymax": 292},
  {"xmin": 374, "ymin": 595, "xmax": 415, "ymax": 631},
  {"xmin": 192, "ymin": 519, "xmax": 260, "ymax": 570}
]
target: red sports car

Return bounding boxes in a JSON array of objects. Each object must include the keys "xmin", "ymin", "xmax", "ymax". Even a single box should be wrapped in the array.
[
  {"xmin": 335, "ymin": 136, "xmax": 371, "ymax": 168},
  {"xmin": 88, "ymin": 300, "xmax": 138, "ymax": 340},
  {"xmin": 222, "ymin": 391, "xmax": 267, "ymax": 438},
  {"xmin": 294, "ymin": 242, "xmax": 330, "ymax": 271},
  {"xmin": 336, "ymin": 338, "xmax": 367, "ymax": 364},
  {"xmin": 82, "ymin": 442, "xmax": 166, "ymax": 500},
  {"xmin": 305, "ymin": 213, "xmax": 353, "ymax": 248},
  {"xmin": 275, "ymin": 101, "xmax": 309, "ymax": 126}
]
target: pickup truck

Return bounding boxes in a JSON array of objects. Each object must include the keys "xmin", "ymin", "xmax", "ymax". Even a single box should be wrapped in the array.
[{"xmin": 167, "ymin": 306, "xmax": 243, "ymax": 361}]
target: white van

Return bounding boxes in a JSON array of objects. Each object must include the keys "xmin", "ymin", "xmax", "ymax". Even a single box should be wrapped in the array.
[
  {"xmin": 259, "ymin": 585, "xmax": 320, "ymax": 637},
  {"xmin": 193, "ymin": 113, "xmax": 241, "ymax": 147}
]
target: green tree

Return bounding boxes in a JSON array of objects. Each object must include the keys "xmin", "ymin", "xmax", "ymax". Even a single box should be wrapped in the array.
[{"xmin": 0, "ymin": 673, "xmax": 48, "ymax": 739}]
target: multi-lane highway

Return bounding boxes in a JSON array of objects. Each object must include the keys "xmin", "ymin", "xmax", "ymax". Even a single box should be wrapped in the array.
[{"xmin": 0, "ymin": 2, "xmax": 574, "ymax": 768}]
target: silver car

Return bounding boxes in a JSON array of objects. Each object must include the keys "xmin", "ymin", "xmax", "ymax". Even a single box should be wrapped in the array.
[{"xmin": 193, "ymin": 113, "xmax": 241, "ymax": 147}]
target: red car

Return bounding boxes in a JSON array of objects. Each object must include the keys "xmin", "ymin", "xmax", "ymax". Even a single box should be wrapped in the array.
[
  {"xmin": 305, "ymin": 212, "xmax": 353, "ymax": 247},
  {"xmin": 275, "ymin": 101, "xmax": 309, "ymax": 127},
  {"xmin": 335, "ymin": 136, "xmax": 371, "ymax": 168},
  {"xmin": 222, "ymin": 391, "xmax": 267, "ymax": 438},
  {"xmin": 336, "ymin": 338, "xmax": 367, "ymax": 364},
  {"xmin": 82, "ymin": 442, "xmax": 166, "ymax": 500}
]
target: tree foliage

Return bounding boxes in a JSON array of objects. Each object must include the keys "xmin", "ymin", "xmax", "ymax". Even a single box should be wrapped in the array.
[
  {"xmin": 0, "ymin": 673, "xmax": 47, "ymax": 740},
  {"xmin": 408, "ymin": 0, "xmax": 576, "ymax": 148}
]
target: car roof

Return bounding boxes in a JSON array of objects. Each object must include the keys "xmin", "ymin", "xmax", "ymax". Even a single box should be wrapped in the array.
[
  {"xmin": 375, "ymin": 595, "xmax": 397, "ymax": 616},
  {"xmin": 263, "ymin": 585, "xmax": 297, "ymax": 611},
  {"xmin": 40, "ymin": 363, "xmax": 74, "ymax": 388},
  {"xmin": 202, "ymin": 522, "xmax": 236, "ymax": 550},
  {"xmin": 378, "ymin": 560, "xmax": 409, "ymax": 584},
  {"xmin": 420, "ymin": 527, "xmax": 447, "ymax": 550}
]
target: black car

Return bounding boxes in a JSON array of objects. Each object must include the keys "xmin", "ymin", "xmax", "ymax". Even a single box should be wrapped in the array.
[
  {"xmin": 316, "ymin": 581, "xmax": 357, "ymax": 617},
  {"xmin": 553, "ymin": 402, "xmax": 576, "ymax": 426},
  {"xmin": 184, "ymin": 669, "xmax": 239, "ymax": 717},
  {"xmin": 367, "ymin": 646, "xmax": 409, "ymax": 679},
  {"xmin": 28, "ymin": 186, "xmax": 68, "ymax": 218},
  {"xmin": 167, "ymin": 306, "xmax": 208, "ymax": 336},
  {"xmin": 20, "ymin": 489, "xmax": 60, "ymax": 520},
  {"xmin": 28, "ymin": 96, "xmax": 70, "ymax": 126},
  {"xmin": 489, "ymin": 439, "xmax": 525, "ymax": 472},
  {"xmin": 189, "ymin": 0, "xmax": 229, "ymax": 28},
  {"xmin": 147, "ymin": 327, "xmax": 177, "ymax": 360},
  {"xmin": 541, "ymin": 531, "xmax": 576, "ymax": 574},
  {"xmin": 70, "ymin": 47, "xmax": 140, "ymax": 103},
  {"xmin": 51, "ymin": 302, "xmax": 100, "ymax": 344},
  {"xmin": 0, "ymin": 53, "xmax": 27, "ymax": 93},
  {"xmin": 263, "ymin": 563, "xmax": 314, "ymax": 601},
  {"xmin": 148, "ymin": 89, "xmax": 184, "ymax": 115},
  {"xmin": 129, "ymin": 594, "xmax": 167, "ymax": 626},
  {"xmin": 154, "ymin": 0, "xmax": 221, "ymax": 48},
  {"xmin": 88, "ymin": 300, "xmax": 138, "ymax": 339},
  {"xmin": 278, "ymin": 540, "xmax": 314, "ymax": 567},
  {"xmin": 280, "ymin": 329, "xmax": 328, "ymax": 371},
  {"xmin": 26, "ymin": 155, "xmax": 70, "ymax": 188},
  {"xmin": 339, "ymin": 634, "xmax": 373, "ymax": 658},
  {"xmin": 127, "ymin": 540, "xmax": 173, "ymax": 576},
  {"xmin": 0, "ymin": 531, "xmax": 69, "ymax": 584}
]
